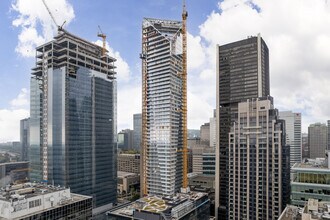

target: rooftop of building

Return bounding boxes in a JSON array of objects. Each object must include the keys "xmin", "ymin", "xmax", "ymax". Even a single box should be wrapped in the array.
[
  {"xmin": 32, "ymin": 29, "xmax": 116, "ymax": 79},
  {"xmin": 118, "ymin": 152, "xmax": 140, "ymax": 157},
  {"xmin": 188, "ymin": 174, "xmax": 215, "ymax": 181},
  {"xmin": 107, "ymin": 191, "xmax": 208, "ymax": 219},
  {"xmin": 0, "ymin": 182, "xmax": 67, "ymax": 202},
  {"xmin": 279, "ymin": 199, "xmax": 330, "ymax": 220},
  {"xmin": 0, "ymin": 161, "xmax": 29, "ymax": 166},
  {"xmin": 0, "ymin": 182, "xmax": 92, "ymax": 219},
  {"xmin": 117, "ymin": 171, "xmax": 139, "ymax": 178},
  {"xmin": 143, "ymin": 17, "xmax": 182, "ymax": 26},
  {"xmin": 292, "ymin": 158, "xmax": 330, "ymax": 170}
]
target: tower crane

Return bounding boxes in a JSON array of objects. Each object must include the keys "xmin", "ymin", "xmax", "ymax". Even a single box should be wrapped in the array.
[
  {"xmin": 181, "ymin": 0, "xmax": 189, "ymax": 191},
  {"xmin": 97, "ymin": 25, "xmax": 107, "ymax": 56},
  {"xmin": 42, "ymin": 0, "xmax": 66, "ymax": 33}
]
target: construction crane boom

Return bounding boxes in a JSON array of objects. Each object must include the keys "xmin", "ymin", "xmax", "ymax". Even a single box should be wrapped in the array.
[
  {"xmin": 97, "ymin": 25, "xmax": 107, "ymax": 56},
  {"xmin": 42, "ymin": 0, "xmax": 65, "ymax": 32},
  {"xmin": 182, "ymin": 0, "xmax": 189, "ymax": 190}
]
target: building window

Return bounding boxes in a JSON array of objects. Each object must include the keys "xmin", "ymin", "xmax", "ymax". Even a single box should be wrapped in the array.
[{"xmin": 29, "ymin": 199, "xmax": 41, "ymax": 208}]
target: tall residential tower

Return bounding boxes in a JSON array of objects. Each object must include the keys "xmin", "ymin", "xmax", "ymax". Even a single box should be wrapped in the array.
[
  {"xmin": 228, "ymin": 97, "xmax": 285, "ymax": 219},
  {"xmin": 141, "ymin": 18, "xmax": 184, "ymax": 196},
  {"xmin": 30, "ymin": 30, "xmax": 117, "ymax": 209},
  {"xmin": 216, "ymin": 35, "xmax": 270, "ymax": 219}
]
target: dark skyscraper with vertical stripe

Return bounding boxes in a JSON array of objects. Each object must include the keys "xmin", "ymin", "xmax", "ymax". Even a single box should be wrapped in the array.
[{"xmin": 215, "ymin": 34, "xmax": 270, "ymax": 219}]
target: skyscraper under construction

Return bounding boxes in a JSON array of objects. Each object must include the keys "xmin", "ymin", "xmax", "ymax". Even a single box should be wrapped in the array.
[
  {"xmin": 140, "ymin": 17, "xmax": 186, "ymax": 196},
  {"xmin": 30, "ymin": 30, "xmax": 117, "ymax": 210}
]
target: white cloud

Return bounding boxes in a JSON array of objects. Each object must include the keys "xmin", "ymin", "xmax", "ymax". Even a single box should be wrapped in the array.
[
  {"xmin": 10, "ymin": 88, "xmax": 29, "ymax": 108},
  {"xmin": 0, "ymin": 89, "xmax": 29, "ymax": 142},
  {"xmin": 187, "ymin": 33, "xmax": 205, "ymax": 71},
  {"xmin": 11, "ymin": 0, "xmax": 75, "ymax": 57},
  {"xmin": 189, "ymin": 0, "xmax": 330, "ymax": 132},
  {"xmin": 117, "ymin": 84, "xmax": 141, "ymax": 130},
  {"xmin": 94, "ymin": 40, "xmax": 130, "ymax": 82}
]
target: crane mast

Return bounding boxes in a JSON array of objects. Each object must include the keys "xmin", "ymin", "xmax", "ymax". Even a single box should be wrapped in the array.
[
  {"xmin": 181, "ymin": 0, "xmax": 189, "ymax": 190},
  {"xmin": 97, "ymin": 25, "xmax": 107, "ymax": 57}
]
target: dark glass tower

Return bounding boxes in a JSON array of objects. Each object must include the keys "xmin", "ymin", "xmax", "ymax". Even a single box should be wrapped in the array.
[
  {"xmin": 30, "ymin": 30, "xmax": 117, "ymax": 208},
  {"xmin": 215, "ymin": 34, "xmax": 270, "ymax": 219},
  {"xmin": 20, "ymin": 118, "xmax": 30, "ymax": 162}
]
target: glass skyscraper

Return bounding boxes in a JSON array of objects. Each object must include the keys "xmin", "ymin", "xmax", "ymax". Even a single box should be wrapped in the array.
[{"xmin": 30, "ymin": 30, "xmax": 117, "ymax": 208}]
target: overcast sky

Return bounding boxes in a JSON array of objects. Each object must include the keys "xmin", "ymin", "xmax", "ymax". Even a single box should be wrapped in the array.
[{"xmin": 0, "ymin": 0, "xmax": 329, "ymax": 142}]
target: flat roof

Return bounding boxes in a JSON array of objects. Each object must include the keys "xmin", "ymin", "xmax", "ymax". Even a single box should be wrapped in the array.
[
  {"xmin": 292, "ymin": 159, "xmax": 330, "ymax": 171},
  {"xmin": 118, "ymin": 171, "xmax": 139, "ymax": 178},
  {"xmin": 0, "ymin": 182, "xmax": 67, "ymax": 201},
  {"xmin": 108, "ymin": 191, "xmax": 208, "ymax": 218}
]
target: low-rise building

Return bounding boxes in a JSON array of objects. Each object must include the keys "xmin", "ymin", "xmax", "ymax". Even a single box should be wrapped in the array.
[
  {"xmin": 107, "ymin": 192, "xmax": 210, "ymax": 220},
  {"xmin": 0, "ymin": 162, "xmax": 29, "ymax": 187},
  {"xmin": 188, "ymin": 174, "xmax": 215, "ymax": 190},
  {"xmin": 0, "ymin": 182, "xmax": 92, "ymax": 219},
  {"xmin": 117, "ymin": 171, "xmax": 140, "ymax": 195},
  {"xmin": 291, "ymin": 157, "xmax": 330, "ymax": 206},
  {"xmin": 189, "ymin": 141, "xmax": 215, "ymax": 176},
  {"xmin": 279, "ymin": 199, "xmax": 330, "ymax": 220},
  {"xmin": 117, "ymin": 154, "xmax": 140, "ymax": 174}
]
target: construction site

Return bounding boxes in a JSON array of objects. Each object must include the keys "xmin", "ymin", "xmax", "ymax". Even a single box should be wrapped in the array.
[
  {"xmin": 140, "ymin": 1, "xmax": 189, "ymax": 197},
  {"xmin": 29, "ymin": 0, "xmax": 118, "ymax": 213}
]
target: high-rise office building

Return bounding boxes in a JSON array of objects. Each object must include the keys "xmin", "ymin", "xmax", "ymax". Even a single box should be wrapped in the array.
[
  {"xmin": 20, "ymin": 118, "xmax": 30, "ymax": 161},
  {"xmin": 29, "ymin": 78, "xmax": 42, "ymax": 182},
  {"xmin": 200, "ymin": 122, "xmax": 210, "ymax": 144},
  {"xmin": 133, "ymin": 113, "xmax": 142, "ymax": 150},
  {"xmin": 228, "ymin": 97, "xmax": 285, "ymax": 219},
  {"xmin": 308, "ymin": 123, "xmax": 328, "ymax": 159},
  {"xmin": 215, "ymin": 34, "xmax": 270, "ymax": 219},
  {"xmin": 118, "ymin": 129, "xmax": 134, "ymax": 150},
  {"xmin": 279, "ymin": 111, "xmax": 302, "ymax": 167},
  {"xmin": 210, "ymin": 110, "xmax": 216, "ymax": 148},
  {"xmin": 30, "ymin": 30, "xmax": 117, "ymax": 209},
  {"xmin": 140, "ymin": 18, "xmax": 183, "ymax": 196},
  {"xmin": 291, "ymin": 158, "xmax": 330, "ymax": 206},
  {"xmin": 302, "ymin": 133, "xmax": 309, "ymax": 159}
]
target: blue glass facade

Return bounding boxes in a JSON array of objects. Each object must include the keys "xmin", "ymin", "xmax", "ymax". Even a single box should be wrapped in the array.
[
  {"xmin": 45, "ymin": 67, "xmax": 117, "ymax": 207},
  {"xmin": 29, "ymin": 77, "xmax": 43, "ymax": 182},
  {"xmin": 30, "ymin": 31, "xmax": 117, "ymax": 208}
]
